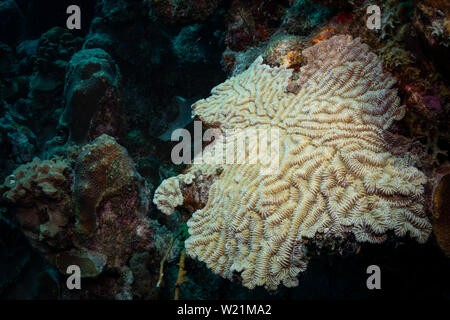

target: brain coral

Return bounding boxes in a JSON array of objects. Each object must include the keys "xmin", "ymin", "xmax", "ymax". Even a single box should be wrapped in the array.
[{"xmin": 153, "ymin": 35, "xmax": 432, "ymax": 290}]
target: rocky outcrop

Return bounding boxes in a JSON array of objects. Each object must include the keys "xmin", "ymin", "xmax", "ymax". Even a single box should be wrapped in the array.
[
  {"xmin": 0, "ymin": 135, "xmax": 178, "ymax": 299},
  {"xmin": 60, "ymin": 49, "xmax": 123, "ymax": 143}
]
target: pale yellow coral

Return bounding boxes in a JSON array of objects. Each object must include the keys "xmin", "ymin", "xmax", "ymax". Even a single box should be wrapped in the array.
[
  {"xmin": 153, "ymin": 35, "xmax": 432, "ymax": 290},
  {"xmin": 153, "ymin": 177, "xmax": 184, "ymax": 215}
]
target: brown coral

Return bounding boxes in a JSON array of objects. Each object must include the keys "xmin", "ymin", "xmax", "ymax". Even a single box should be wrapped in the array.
[
  {"xmin": 431, "ymin": 164, "xmax": 450, "ymax": 257},
  {"xmin": 0, "ymin": 157, "xmax": 73, "ymax": 251},
  {"xmin": 263, "ymin": 34, "xmax": 307, "ymax": 71},
  {"xmin": 74, "ymin": 134, "xmax": 149, "ymax": 234},
  {"xmin": 154, "ymin": 35, "xmax": 432, "ymax": 290}
]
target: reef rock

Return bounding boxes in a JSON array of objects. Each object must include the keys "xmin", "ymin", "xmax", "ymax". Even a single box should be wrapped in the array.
[
  {"xmin": 149, "ymin": 0, "xmax": 221, "ymax": 25},
  {"xmin": 0, "ymin": 43, "xmax": 17, "ymax": 75},
  {"xmin": 172, "ymin": 24, "xmax": 207, "ymax": 64},
  {"xmin": 0, "ymin": 110, "xmax": 37, "ymax": 165},
  {"xmin": 73, "ymin": 134, "xmax": 150, "ymax": 237},
  {"xmin": 61, "ymin": 49, "xmax": 123, "ymax": 143},
  {"xmin": 65, "ymin": 134, "xmax": 154, "ymax": 279},
  {"xmin": 225, "ymin": 0, "xmax": 289, "ymax": 52},
  {"xmin": 154, "ymin": 35, "xmax": 432, "ymax": 290},
  {"xmin": 30, "ymin": 27, "xmax": 82, "ymax": 92},
  {"xmin": 0, "ymin": 0, "xmax": 24, "ymax": 45},
  {"xmin": 1, "ymin": 135, "xmax": 176, "ymax": 298},
  {"xmin": 413, "ymin": 0, "xmax": 450, "ymax": 76}
]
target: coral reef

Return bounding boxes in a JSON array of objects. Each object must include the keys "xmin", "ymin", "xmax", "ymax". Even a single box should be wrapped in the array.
[
  {"xmin": 414, "ymin": 0, "xmax": 450, "ymax": 49},
  {"xmin": 225, "ymin": 0, "xmax": 289, "ymax": 51},
  {"xmin": 61, "ymin": 134, "xmax": 160, "ymax": 295},
  {"xmin": 221, "ymin": 0, "xmax": 333, "ymax": 76},
  {"xmin": 222, "ymin": 33, "xmax": 308, "ymax": 76},
  {"xmin": 19, "ymin": 27, "xmax": 84, "ymax": 151},
  {"xmin": 290, "ymin": 0, "xmax": 450, "ymax": 171},
  {"xmin": 263, "ymin": 34, "xmax": 306, "ymax": 70},
  {"xmin": 81, "ymin": 0, "xmax": 226, "ymax": 146},
  {"xmin": 0, "ymin": 0, "xmax": 449, "ymax": 300},
  {"xmin": 154, "ymin": 35, "xmax": 432, "ymax": 290},
  {"xmin": 0, "ymin": 109, "xmax": 37, "ymax": 166},
  {"xmin": 280, "ymin": 0, "xmax": 332, "ymax": 36},
  {"xmin": 149, "ymin": 0, "xmax": 222, "ymax": 25},
  {"xmin": 172, "ymin": 24, "xmax": 207, "ymax": 64},
  {"xmin": 30, "ymin": 27, "xmax": 82, "ymax": 92}
]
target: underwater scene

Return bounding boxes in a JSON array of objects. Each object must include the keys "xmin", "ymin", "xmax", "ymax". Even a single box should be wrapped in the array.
[{"xmin": 0, "ymin": 0, "xmax": 449, "ymax": 303}]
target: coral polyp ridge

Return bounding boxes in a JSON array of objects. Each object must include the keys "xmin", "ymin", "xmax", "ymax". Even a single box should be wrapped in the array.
[{"xmin": 154, "ymin": 35, "xmax": 432, "ymax": 290}]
